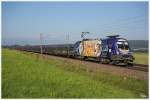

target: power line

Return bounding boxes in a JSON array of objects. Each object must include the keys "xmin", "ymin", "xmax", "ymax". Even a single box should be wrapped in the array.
[
  {"xmin": 99, "ymin": 15, "xmax": 146, "ymax": 27},
  {"xmin": 91, "ymin": 18, "xmax": 147, "ymax": 34},
  {"xmin": 99, "ymin": 17, "xmax": 146, "ymax": 30},
  {"xmin": 83, "ymin": 15, "xmax": 147, "ymax": 33}
]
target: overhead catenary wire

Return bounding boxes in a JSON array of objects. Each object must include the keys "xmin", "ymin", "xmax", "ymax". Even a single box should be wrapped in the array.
[
  {"xmin": 87, "ymin": 17, "xmax": 148, "ymax": 36},
  {"xmin": 98, "ymin": 19, "xmax": 147, "ymax": 32},
  {"xmin": 98, "ymin": 15, "xmax": 147, "ymax": 28},
  {"xmin": 83, "ymin": 15, "xmax": 147, "ymax": 33}
]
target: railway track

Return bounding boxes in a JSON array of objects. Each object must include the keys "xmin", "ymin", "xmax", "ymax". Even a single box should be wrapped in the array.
[
  {"xmin": 83, "ymin": 59, "xmax": 148, "ymax": 72},
  {"xmin": 126, "ymin": 65, "xmax": 148, "ymax": 72},
  {"xmin": 20, "ymin": 49, "xmax": 148, "ymax": 72}
]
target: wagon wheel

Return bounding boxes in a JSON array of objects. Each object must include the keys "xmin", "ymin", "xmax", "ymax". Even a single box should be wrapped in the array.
[
  {"xmin": 100, "ymin": 58, "xmax": 106, "ymax": 64},
  {"xmin": 100, "ymin": 57, "xmax": 110, "ymax": 64}
]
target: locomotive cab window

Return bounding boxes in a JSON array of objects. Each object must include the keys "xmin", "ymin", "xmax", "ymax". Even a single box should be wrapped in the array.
[{"xmin": 117, "ymin": 41, "xmax": 129, "ymax": 50}]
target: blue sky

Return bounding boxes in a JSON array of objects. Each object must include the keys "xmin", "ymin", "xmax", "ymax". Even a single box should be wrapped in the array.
[{"xmin": 2, "ymin": 2, "xmax": 148, "ymax": 45}]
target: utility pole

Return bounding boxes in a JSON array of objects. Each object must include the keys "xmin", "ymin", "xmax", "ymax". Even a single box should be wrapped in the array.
[
  {"xmin": 66, "ymin": 33, "xmax": 70, "ymax": 57},
  {"xmin": 40, "ymin": 33, "xmax": 43, "ymax": 56}
]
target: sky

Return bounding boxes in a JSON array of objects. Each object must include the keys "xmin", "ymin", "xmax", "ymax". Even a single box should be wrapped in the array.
[{"xmin": 2, "ymin": 2, "xmax": 148, "ymax": 45}]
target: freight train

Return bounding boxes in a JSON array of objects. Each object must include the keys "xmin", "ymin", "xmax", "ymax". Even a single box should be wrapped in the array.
[{"xmin": 7, "ymin": 35, "xmax": 134, "ymax": 66}]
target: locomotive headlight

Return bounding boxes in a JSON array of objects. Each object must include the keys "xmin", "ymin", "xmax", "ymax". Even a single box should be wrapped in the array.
[{"xmin": 117, "ymin": 51, "xmax": 119, "ymax": 55}]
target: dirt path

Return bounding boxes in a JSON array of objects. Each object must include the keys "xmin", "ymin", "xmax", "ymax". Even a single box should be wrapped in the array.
[
  {"xmin": 22, "ymin": 50, "xmax": 148, "ymax": 80},
  {"xmin": 39, "ymin": 54, "xmax": 148, "ymax": 80}
]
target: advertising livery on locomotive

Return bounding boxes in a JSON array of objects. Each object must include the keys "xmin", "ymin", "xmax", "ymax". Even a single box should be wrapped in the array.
[
  {"xmin": 100, "ymin": 35, "xmax": 134, "ymax": 65},
  {"xmin": 72, "ymin": 35, "xmax": 134, "ymax": 65},
  {"xmin": 71, "ymin": 39, "xmax": 101, "ymax": 58}
]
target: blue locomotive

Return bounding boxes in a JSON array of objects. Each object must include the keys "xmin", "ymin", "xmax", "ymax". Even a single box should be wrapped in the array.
[
  {"xmin": 100, "ymin": 35, "xmax": 134, "ymax": 65},
  {"xmin": 71, "ymin": 35, "xmax": 134, "ymax": 65}
]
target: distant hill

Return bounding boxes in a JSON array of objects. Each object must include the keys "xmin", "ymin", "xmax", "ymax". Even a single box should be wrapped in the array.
[
  {"xmin": 128, "ymin": 40, "xmax": 148, "ymax": 49},
  {"xmin": 128, "ymin": 40, "xmax": 148, "ymax": 52}
]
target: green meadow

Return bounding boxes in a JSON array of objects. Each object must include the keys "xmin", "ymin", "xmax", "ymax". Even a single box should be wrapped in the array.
[
  {"xmin": 2, "ymin": 49, "xmax": 148, "ymax": 98},
  {"xmin": 133, "ymin": 52, "xmax": 148, "ymax": 65}
]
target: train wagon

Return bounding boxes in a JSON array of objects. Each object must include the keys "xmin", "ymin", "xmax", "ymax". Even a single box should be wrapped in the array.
[{"xmin": 71, "ymin": 39, "xmax": 102, "ymax": 60}]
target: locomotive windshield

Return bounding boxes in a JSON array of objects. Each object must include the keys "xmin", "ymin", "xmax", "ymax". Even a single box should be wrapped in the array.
[{"xmin": 117, "ymin": 40, "xmax": 129, "ymax": 50}]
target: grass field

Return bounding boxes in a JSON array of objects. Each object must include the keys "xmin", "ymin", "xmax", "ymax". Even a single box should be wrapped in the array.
[
  {"xmin": 133, "ymin": 52, "xmax": 148, "ymax": 65},
  {"xmin": 2, "ymin": 49, "xmax": 148, "ymax": 98}
]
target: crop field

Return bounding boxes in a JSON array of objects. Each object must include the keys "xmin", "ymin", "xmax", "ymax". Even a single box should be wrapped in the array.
[
  {"xmin": 133, "ymin": 52, "xmax": 148, "ymax": 65},
  {"xmin": 2, "ymin": 49, "xmax": 148, "ymax": 98}
]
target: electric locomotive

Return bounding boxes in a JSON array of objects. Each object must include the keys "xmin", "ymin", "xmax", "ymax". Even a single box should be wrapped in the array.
[{"xmin": 100, "ymin": 35, "xmax": 134, "ymax": 65}]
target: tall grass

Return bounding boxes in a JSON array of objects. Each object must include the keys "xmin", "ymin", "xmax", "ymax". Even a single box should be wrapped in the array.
[
  {"xmin": 133, "ymin": 52, "xmax": 148, "ymax": 65},
  {"xmin": 2, "ymin": 49, "xmax": 148, "ymax": 98}
]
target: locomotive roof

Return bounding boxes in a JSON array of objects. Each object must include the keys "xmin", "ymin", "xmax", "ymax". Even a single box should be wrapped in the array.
[
  {"xmin": 107, "ymin": 35, "xmax": 120, "ymax": 38},
  {"xmin": 82, "ymin": 38, "xmax": 100, "ymax": 41},
  {"xmin": 101, "ymin": 37, "xmax": 128, "ymax": 41}
]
